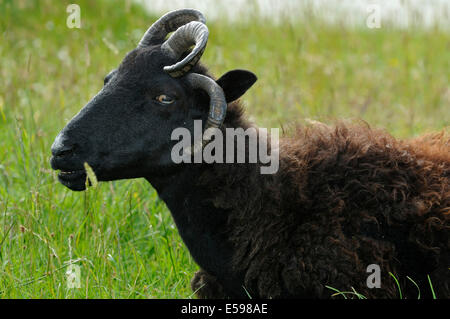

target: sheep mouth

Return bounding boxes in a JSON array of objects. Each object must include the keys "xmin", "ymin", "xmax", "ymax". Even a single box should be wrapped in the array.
[
  {"xmin": 59, "ymin": 169, "xmax": 84, "ymax": 176},
  {"xmin": 57, "ymin": 169, "xmax": 87, "ymax": 191}
]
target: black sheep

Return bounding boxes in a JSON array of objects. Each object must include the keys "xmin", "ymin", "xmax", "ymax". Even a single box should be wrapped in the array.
[{"xmin": 50, "ymin": 9, "xmax": 450, "ymax": 298}]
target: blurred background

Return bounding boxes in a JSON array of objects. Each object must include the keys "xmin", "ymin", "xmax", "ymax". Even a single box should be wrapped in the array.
[
  {"xmin": 138, "ymin": 0, "xmax": 450, "ymax": 28},
  {"xmin": 0, "ymin": 0, "xmax": 448, "ymax": 298}
]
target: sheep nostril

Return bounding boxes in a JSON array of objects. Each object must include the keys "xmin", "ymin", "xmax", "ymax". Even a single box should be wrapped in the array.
[
  {"xmin": 51, "ymin": 133, "xmax": 79, "ymax": 158},
  {"xmin": 56, "ymin": 148, "xmax": 74, "ymax": 157},
  {"xmin": 52, "ymin": 143, "xmax": 76, "ymax": 158}
]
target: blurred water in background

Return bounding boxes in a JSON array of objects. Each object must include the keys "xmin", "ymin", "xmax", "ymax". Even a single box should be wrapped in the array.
[{"xmin": 135, "ymin": 0, "xmax": 450, "ymax": 29}]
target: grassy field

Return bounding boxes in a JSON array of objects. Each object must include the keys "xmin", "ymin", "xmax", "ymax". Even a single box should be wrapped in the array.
[{"xmin": 0, "ymin": 0, "xmax": 448, "ymax": 298}]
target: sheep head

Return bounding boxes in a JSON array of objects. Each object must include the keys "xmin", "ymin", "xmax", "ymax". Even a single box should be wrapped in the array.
[{"xmin": 50, "ymin": 9, "xmax": 257, "ymax": 191}]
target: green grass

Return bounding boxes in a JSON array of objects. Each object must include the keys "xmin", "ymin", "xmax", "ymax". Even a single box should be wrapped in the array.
[
  {"xmin": 0, "ymin": 0, "xmax": 448, "ymax": 298},
  {"xmin": 326, "ymin": 274, "xmax": 438, "ymax": 299}
]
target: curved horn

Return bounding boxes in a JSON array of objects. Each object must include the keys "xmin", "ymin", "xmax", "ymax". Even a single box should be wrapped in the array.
[
  {"xmin": 185, "ymin": 73, "xmax": 227, "ymax": 152},
  {"xmin": 186, "ymin": 73, "xmax": 227, "ymax": 130},
  {"xmin": 161, "ymin": 21, "xmax": 209, "ymax": 77},
  {"xmin": 138, "ymin": 8, "xmax": 206, "ymax": 48}
]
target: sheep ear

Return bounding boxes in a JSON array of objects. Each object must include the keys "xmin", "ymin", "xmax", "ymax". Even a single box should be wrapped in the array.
[{"xmin": 216, "ymin": 69, "xmax": 257, "ymax": 103}]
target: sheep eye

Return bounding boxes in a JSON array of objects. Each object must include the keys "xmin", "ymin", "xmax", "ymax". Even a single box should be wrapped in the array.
[{"xmin": 155, "ymin": 94, "xmax": 174, "ymax": 105}]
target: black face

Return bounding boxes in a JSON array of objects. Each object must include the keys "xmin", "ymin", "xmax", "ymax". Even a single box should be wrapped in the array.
[
  {"xmin": 51, "ymin": 46, "xmax": 205, "ymax": 190},
  {"xmin": 50, "ymin": 45, "xmax": 257, "ymax": 191}
]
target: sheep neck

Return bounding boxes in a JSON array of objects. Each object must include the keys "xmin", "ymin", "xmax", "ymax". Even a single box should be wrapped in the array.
[{"xmin": 146, "ymin": 164, "xmax": 247, "ymax": 297}]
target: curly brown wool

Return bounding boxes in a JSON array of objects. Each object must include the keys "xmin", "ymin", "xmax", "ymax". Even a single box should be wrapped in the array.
[{"xmin": 189, "ymin": 99, "xmax": 449, "ymax": 299}]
